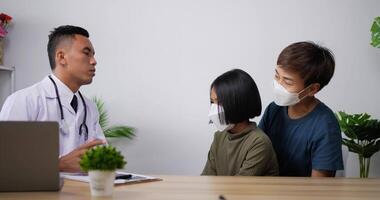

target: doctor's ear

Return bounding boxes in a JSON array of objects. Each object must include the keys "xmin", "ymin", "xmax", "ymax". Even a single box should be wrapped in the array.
[{"xmin": 56, "ymin": 50, "xmax": 67, "ymax": 66}]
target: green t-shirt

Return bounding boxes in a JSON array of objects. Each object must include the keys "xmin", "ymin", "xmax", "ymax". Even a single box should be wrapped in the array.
[{"xmin": 202, "ymin": 122, "xmax": 279, "ymax": 176}]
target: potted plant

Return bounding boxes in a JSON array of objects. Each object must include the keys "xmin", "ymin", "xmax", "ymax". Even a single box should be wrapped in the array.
[
  {"xmin": 370, "ymin": 16, "xmax": 380, "ymax": 48},
  {"xmin": 93, "ymin": 97, "xmax": 135, "ymax": 139},
  {"xmin": 336, "ymin": 111, "xmax": 380, "ymax": 178},
  {"xmin": 80, "ymin": 146, "xmax": 126, "ymax": 196}
]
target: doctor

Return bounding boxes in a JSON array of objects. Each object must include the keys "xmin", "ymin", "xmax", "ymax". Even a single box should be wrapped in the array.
[{"xmin": 0, "ymin": 25, "xmax": 106, "ymax": 172}]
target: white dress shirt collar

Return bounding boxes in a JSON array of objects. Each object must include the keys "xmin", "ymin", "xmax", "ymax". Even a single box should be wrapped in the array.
[{"xmin": 43, "ymin": 74, "xmax": 79, "ymax": 115}]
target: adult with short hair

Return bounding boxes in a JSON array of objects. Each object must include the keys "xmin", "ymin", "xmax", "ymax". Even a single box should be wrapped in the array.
[
  {"xmin": 0, "ymin": 25, "xmax": 106, "ymax": 172},
  {"xmin": 259, "ymin": 41, "xmax": 344, "ymax": 177}
]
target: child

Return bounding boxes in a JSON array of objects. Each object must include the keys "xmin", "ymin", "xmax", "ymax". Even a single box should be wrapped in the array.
[
  {"xmin": 259, "ymin": 41, "xmax": 344, "ymax": 177},
  {"xmin": 202, "ymin": 69, "xmax": 278, "ymax": 176}
]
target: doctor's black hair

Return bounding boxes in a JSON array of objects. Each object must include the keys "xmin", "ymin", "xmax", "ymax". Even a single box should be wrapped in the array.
[
  {"xmin": 210, "ymin": 69, "xmax": 262, "ymax": 124},
  {"xmin": 47, "ymin": 25, "xmax": 89, "ymax": 70}
]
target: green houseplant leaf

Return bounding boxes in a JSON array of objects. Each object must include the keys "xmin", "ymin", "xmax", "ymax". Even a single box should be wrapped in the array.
[
  {"xmin": 363, "ymin": 140, "xmax": 380, "ymax": 158},
  {"xmin": 336, "ymin": 112, "xmax": 358, "ymax": 139},
  {"xmin": 105, "ymin": 126, "xmax": 135, "ymax": 138},
  {"xmin": 93, "ymin": 97, "xmax": 135, "ymax": 139},
  {"xmin": 94, "ymin": 96, "xmax": 109, "ymax": 129},
  {"xmin": 80, "ymin": 146, "xmax": 126, "ymax": 171},
  {"xmin": 371, "ymin": 16, "xmax": 380, "ymax": 48},
  {"xmin": 342, "ymin": 138, "xmax": 363, "ymax": 154}
]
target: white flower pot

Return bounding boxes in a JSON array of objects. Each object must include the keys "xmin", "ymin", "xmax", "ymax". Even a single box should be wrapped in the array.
[{"xmin": 88, "ymin": 170, "xmax": 116, "ymax": 197}]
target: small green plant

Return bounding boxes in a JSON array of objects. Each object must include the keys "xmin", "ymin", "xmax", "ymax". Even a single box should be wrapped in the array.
[
  {"xmin": 93, "ymin": 97, "xmax": 135, "ymax": 139},
  {"xmin": 80, "ymin": 146, "xmax": 126, "ymax": 172},
  {"xmin": 370, "ymin": 16, "xmax": 380, "ymax": 48},
  {"xmin": 336, "ymin": 111, "xmax": 380, "ymax": 178}
]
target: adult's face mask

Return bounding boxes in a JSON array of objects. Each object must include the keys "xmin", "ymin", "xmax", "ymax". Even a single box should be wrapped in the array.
[
  {"xmin": 208, "ymin": 103, "xmax": 234, "ymax": 132},
  {"xmin": 273, "ymin": 80, "xmax": 311, "ymax": 106}
]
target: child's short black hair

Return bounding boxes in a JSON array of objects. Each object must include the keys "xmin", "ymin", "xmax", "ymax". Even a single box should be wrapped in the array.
[
  {"xmin": 211, "ymin": 69, "xmax": 262, "ymax": 124},
  {"xmin": 47, "ymin": 25, "xmax": 89, "ymax": 70},
  {"xmin": 277, "ymin": 41, "xmax": 335, "ymax": 90}
]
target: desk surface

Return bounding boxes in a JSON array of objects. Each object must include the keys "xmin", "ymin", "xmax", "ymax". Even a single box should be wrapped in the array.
[{"xmin": 0, "ymin": 175, "xmax": 379, "ymax": 200}]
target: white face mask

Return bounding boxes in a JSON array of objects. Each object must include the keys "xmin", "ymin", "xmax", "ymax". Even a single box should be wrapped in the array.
[
  {"xmin": 208, "ymin": 103, "xmax": 234, "ymax": 132},
  {"xmin": 273, "ymin": 80, "xmax": 310, "ymax": 106}
]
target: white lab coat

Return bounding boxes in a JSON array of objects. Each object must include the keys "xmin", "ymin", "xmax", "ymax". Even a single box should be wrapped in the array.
[{"xmin": 0, "ymin": 74, "xmax": 106, "ymax": 156}]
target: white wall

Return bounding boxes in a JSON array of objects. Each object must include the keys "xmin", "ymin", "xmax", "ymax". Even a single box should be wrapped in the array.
[{"xmin": 1, "ymin": 0, "xmax": 379, "ymax": 176}]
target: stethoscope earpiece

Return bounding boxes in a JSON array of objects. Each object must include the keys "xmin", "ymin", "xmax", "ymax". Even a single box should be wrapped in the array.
[{"xmin": 49, "ymin": 75, "xmax": 89, "ymax": 141}]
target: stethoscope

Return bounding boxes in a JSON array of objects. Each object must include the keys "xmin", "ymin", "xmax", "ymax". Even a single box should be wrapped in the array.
[{"xmin": 48, "ymin": 76, "xmax": 89, "ymax": 141}]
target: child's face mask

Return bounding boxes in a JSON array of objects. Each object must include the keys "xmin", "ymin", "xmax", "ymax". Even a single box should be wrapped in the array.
[
  {"xmin": 273, "ymin": 80, "xmax": 311, "ymax": 106},
  {"xmin": 208, "ymin": 103, "xmax": 234, "ymax": 132}
]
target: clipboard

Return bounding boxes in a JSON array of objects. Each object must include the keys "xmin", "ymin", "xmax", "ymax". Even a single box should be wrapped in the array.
[{"xmin": 61, "ymin": 171, "xmax": 162, "ymax": 185}]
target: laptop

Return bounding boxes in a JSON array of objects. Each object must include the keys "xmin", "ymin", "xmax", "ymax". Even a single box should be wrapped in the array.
[{"xmin": 0, "ymin": 121, "xmax": 61, "ymax": 192}]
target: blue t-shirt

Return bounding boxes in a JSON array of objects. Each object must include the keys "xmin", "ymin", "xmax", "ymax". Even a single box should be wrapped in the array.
[{"xmin": 259, "ymin": 102, "xmax": 344, "ymax": 176}]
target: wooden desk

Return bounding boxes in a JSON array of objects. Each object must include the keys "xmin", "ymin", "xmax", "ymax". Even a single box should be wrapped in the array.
[{"xmin": 0, "ymin": 175, "xmax": 379, "ymax": 200}]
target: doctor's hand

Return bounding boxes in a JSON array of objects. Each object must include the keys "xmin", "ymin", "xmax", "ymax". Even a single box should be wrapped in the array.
[{"xmin": 59, "ymin": 139, "xmax": 106, "ymax": 172}]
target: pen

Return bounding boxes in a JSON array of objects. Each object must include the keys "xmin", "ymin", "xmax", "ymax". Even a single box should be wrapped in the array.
[{"xmin": 115, "ymin": 174, "xmax": 132, "ymax": 180}]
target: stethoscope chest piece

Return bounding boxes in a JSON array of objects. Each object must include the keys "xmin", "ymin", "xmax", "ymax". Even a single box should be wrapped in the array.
[{"xmin": 79, "ymin": 123, "xmax": 89, "ymax": 141}]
